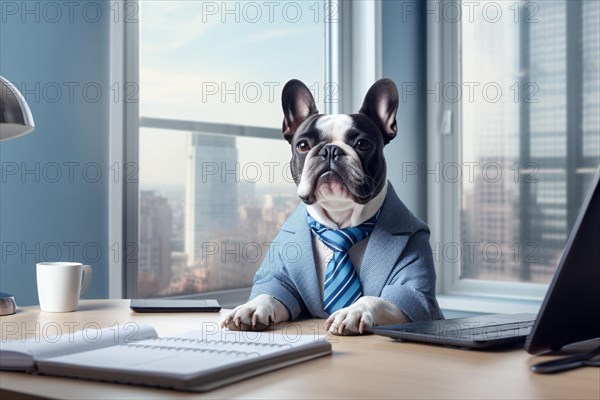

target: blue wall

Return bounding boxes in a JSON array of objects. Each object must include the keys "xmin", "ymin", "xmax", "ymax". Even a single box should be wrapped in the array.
[
  {"xmin": 0, "ymin": 1, "xmax": 110, "ymax": 305},
  {"xmin": 382, "ymin": 0, "xmax": 428, "ymax": 221}
]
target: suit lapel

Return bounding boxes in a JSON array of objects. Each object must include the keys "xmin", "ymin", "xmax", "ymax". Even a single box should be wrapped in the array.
[
  {"xmin": 360, "ymin": 228, "xmax": 409, "ymax": 295},
  {"xmin": 359, "ymin": 183, "xmax": 415, "ymax": 296},
  {"xmin": 279, "ymin": 204, "xmax": 326, "ymax": 317}
]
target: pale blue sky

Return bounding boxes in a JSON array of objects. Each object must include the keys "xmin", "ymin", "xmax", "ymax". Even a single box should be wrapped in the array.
[
  {"xmin": 139, "ymin": 1, "xmax": 326, "ymax": 187},
  {"xmin": 140, "ymin": 0, "xmax": 326, "ymax": 126}
]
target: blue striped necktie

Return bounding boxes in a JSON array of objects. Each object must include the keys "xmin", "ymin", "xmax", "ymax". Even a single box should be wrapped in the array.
[{"xmin": 307, "ymin": 210, "xmax": 381, "ymax": 314}]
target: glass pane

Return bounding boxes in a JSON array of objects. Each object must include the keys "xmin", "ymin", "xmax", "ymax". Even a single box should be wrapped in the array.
[
  {"xmin": 140, "ymin": 0, "xmax": 326, "ymax": 128},
  {"xmin": 139, "ymin": 128, "xmax": 298, "ymax": 297},
  {"xmin": 137, "ymin": 1, "xmax": 324, "ymax": 297},
  {"xmin": 461, "ymin": 0, "xmax": 600, "ymax": 283}
]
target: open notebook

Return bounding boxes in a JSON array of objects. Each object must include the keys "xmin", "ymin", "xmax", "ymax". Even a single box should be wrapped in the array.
[{"xmin": 0, "ymin": 324, "xmax": 332, "ymax": 392}]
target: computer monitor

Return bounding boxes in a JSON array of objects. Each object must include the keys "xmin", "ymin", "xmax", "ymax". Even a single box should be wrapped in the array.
[{"xmin": 525, "ymin": 167, "xmax": 600, "ymax": 354}]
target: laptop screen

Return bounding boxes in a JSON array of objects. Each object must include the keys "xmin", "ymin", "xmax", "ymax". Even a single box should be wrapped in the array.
[{"xmin": 525, "ymin": 167, "xmax": 600, "ymax": 354}]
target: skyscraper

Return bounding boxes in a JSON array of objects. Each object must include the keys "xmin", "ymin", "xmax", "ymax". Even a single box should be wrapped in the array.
[
  {"xmin": 139, "ymin": 190, "xmax": 173, "ymax": 296},
  {"xmin": 582, "ymin": 0, "xmax": 600, "ymax": 187},
  {"xmin": 185, "ymin": 132, "xmax": 239, "ymax": 267},
  {"xmin": 462, "ymin": 0, "xmax": 600, "ymax": 283},
  {"xmin": 520, "ymin": 0, "xmax": 600, "ymax": 282},
  {"xmin": 461, "ymin": 1, "xmax": 521, "ymax": 280}
]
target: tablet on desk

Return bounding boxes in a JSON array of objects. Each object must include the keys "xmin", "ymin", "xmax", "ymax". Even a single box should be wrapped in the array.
[{"xmin": 130, "ymin": 299, "xmax": 221, "ymax": 313}]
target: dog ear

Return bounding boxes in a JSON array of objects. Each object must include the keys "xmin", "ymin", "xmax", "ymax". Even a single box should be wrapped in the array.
[
  {"xmin": 281, "ymin": 79, "xmax": 318, "ymax": 143},
  {"xmin": 358, "ymin": 78, "xmax": 399, "ymax": 144}
]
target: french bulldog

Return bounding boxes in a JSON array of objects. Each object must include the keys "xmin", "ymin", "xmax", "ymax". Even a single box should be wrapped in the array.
[{"xmin": 222, "ymin": 78, "xmax": 442, "ymax": 335}]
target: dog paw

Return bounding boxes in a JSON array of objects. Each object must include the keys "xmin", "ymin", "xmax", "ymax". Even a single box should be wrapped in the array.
[
  {"xmin": 324, "ymin": 301, "xmax": 374, "ymax": 336},
  {"xmin": 323, "ymin": 296, "xmax": 408, "ymax": 335},
  {"xmin": 221, "ymin": 295, "xmax": 280, "ymax": 331}
]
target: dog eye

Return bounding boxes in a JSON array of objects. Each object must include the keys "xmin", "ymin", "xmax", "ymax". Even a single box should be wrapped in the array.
[
  {"xmin": 296, "ymin": 140, "xmax": 310, "ymax": 152},
  {"xmin": 355, "ymin": 139, "xmax": 371, "ymax": 151}
]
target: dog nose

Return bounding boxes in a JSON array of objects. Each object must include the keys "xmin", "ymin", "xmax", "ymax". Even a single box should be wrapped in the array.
[{"xmin": 319, "ymin": 144, "xmax": 345, "ymax": 161}]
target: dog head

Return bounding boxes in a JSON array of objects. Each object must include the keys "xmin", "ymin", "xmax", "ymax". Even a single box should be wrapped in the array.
[{"xmin": 281, "ymin": 78, "xmax": 399, "ymax": 209}]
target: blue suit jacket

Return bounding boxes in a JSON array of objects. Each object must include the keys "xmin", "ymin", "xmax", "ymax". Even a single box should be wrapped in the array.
[{"xmin": 250, "ymin": 183, "xmax": 444, "ymax": 322}]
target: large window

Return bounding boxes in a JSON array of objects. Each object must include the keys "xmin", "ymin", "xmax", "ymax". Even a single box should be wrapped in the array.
[
  {"xmin": 433, "ymin": 0, "xmax": 600, "ymax": 297},
  {"xmin": 128, "ymin": 0, "xmax": 600, "ymax": 303},
  {"xmin": 136, "ymin": 1, "xmax": 326, "ymax": 298}
]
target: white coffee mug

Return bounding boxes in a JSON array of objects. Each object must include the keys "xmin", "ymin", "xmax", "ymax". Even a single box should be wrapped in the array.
[{"xmin": 36, "ymin": 262, "xmax": 92, "ymax": 312}]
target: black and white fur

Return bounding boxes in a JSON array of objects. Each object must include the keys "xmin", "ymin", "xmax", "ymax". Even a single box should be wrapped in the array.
[{"xmin": 222, "ymin": 79, "xmax": 409, "ymax": 335}]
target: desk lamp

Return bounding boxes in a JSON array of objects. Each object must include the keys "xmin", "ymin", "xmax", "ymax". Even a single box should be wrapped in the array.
[{"xmin": 0, "ymin": 75, "xmax": 36, "ymax": 315}]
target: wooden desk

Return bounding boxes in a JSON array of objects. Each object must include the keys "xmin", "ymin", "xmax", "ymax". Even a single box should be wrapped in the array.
[{"xmin": 1, "ymin": 300, "xmax": 598, "ymax": 399}]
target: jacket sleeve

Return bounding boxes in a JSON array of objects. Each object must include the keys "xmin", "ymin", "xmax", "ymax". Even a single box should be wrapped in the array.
[
  {"xmin": 379, "ymin": 228, "xmax": 444, "ymax": 322},
  {"xmin": 249, "ymin": 233, "xmax": 305, "ymax": 320}
]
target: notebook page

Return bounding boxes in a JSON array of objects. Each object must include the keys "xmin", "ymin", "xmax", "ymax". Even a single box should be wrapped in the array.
[
  {"xmin": 0, "ymin": 323, "xmax": 157, "ymax": 371},
  {"xmin": 37, "ymin": 329, "xmax": 327, "ymax": 376}
]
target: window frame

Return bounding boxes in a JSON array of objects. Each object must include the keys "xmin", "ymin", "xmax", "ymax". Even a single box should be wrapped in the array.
[
  {"xmin": 112, "ymin": 0, "xmax": 552, "ymax": 309},
  {"xmin": 426, "ymin": 0, "xmax": 550, "ymax": 304},
  {"xmin": 112, "ymin": 0, "xmax": 382, "ymax": 306}
]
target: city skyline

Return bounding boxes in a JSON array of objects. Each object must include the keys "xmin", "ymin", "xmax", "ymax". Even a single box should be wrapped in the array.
[
  {"xmin": 461, "ymin": 0, "xmax": 599, "ymax": 283},
  {"xmin": 138, "ymin": 155, "xmax": 298, "ymax": 296}
]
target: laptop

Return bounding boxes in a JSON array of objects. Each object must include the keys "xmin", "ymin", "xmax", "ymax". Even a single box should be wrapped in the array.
[{"xmin": 372, "ymin": 166, "xmax": 600, "ymax": 351}]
